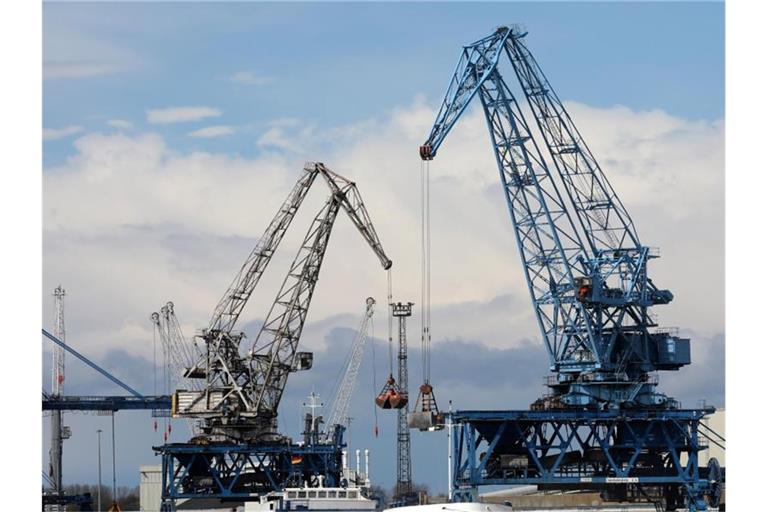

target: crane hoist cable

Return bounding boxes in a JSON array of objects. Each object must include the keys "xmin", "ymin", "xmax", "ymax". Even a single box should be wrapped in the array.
[
  {"xmin": 411, "ymin": 159, "xmax": 442, "ymax": 430},
  {"xmin": 153, "ymin": 320, "xmax": 158, "ymax": 435},
  {"xmin": 419, "ymin": 158, "xmax": 433, "ymax": 384},
  {"xmin": 388, "ymin": 269, "xmax": 394, "ymax": 378},
  {"xmin": 374, "ymin": 268, "xmax": 407, "ymax": 409},
  {"xmin": 370, "ymin": 311, "xmax": 379, "ymax": 436}
]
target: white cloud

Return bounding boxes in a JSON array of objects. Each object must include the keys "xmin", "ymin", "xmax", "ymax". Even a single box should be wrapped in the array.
[
  {"xmin": 107, "ymin": 119, "xmax": 133, "ymax": 130},
  {"xmin": 257, "ymin": 127, "xmax": 296, "ymax": 151},
  {"xmin": 230, "ymin": 71, "xmax": 273, "ymax": 85},
  {"xmin": 43, "ymin": 125, "xmax": 84, "ymax": 141},
  {"xmin": 44, "ymin": 62, "xmax": 120, "ymax": 80},
  {"xmin": 43, "ymin": 23, "xmax": 140, "ymax": 80},
  {"xmin": 43, "ymin": 99, "xmax": 723, "ymax": 361},
  {"xmin": 146, "ymin": 106, "xmax": 221, "ymax": 124},
  {"xmin": 257, "ymin": 119, "xmax": 316, "ymax": 152},
  {"xmin": 188, "ymin": 125, "xmax": 234, "ymax": 138}
]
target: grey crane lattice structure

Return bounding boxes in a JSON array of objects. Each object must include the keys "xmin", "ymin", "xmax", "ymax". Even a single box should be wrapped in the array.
[{"xmin": 155, "ymin": 162, "xmax": 391, "ymax": 508}]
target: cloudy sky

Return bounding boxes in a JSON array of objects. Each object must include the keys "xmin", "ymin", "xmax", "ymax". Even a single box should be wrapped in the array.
[{"xmin": 42, "ymin": 2, "xmax": 724, "ymax": 494}]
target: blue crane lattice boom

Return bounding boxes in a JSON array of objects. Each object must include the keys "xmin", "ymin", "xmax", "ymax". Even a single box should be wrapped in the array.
[{"xmin": 420, "ymin": 25, "xmax": 688, "ymax": 409}]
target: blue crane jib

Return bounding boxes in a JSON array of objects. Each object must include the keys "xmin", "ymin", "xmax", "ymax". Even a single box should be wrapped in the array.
[{"xmin": 421, "ymin": 26, "xmax": 690, "ymax": 409}]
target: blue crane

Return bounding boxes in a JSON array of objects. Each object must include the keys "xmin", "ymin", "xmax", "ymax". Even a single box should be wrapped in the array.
[
  {"xmin": 420, "ymin": 25, "xmax": 688, "ymax": 410},
  {"xmin": 420, "ymin": 27, "xmax": 721, "ymax": 511}
]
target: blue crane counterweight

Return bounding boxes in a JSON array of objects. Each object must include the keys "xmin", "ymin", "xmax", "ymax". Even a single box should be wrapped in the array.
[{"xmin": 420, "ymin": 26, "xmax": 721, "ymax": 511}]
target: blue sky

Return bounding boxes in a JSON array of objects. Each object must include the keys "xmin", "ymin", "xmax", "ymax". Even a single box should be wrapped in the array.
[
  {"xmin": 42, "ymin": 1, "xmax": 725, "ymax": 496},
  {"xmin": 44, "ymin": 2, "xmax": 724, "ymax": 165}
]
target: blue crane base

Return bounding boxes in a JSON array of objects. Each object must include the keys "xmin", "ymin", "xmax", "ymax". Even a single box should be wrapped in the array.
[
  {"xmin": 449, "ymin": 408, "xmax": 722, "ymax": 512},
  {"xmin": 154, "ymin": 440, "xmax": 344, "ymax": 510}
]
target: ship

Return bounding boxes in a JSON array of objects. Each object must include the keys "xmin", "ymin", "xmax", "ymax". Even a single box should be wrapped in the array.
[{"xmin": 244, "ymin": 449, "xmax": 378, "ymax": 512}]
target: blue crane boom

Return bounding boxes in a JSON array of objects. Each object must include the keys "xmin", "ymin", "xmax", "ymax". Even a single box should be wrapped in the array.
[
  {"xmin": 420, "ymin": 26, "xmax": 689, "ymax": 409},
  {"xmin": 42, "ymin": 329, "xmax": 172, "ymax": 412},
  {"xmin": 43, "ymin": 329, "xmax": 143, "ymax": 398},
  {"xmin": 421, "ymin": 27, "xmax": 722, "ymax": 511}
]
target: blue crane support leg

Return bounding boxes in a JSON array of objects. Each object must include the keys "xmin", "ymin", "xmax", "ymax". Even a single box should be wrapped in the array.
[
  {"xmin": 154, "ymin": 431, "xmax": 346, "ymax": 510},
  {"xmin": 449, "ymin": 409, "xmax": 720, "ymax": 511}
]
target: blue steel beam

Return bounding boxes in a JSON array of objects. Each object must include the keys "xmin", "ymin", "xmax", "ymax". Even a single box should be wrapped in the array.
[
  {"xmin": 42, "ymin": 328, "xmax": 143, "ymax": 398},
  {"xmin": 453, "ymin": 408, "xmax": 714, "ymax": 422},
  {"xmin": 448, "ymin": 409, "xmax": 719, "ymax": 511},
  {"xmin": 43, "ymin": 395, "xmax": 171, "ymax": 411},
  {"xmin": 157, "ymin": 441, "xmax": 345, "ymax": 504}
]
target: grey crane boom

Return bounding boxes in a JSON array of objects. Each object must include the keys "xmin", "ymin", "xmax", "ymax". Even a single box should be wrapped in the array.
[{"xmin": 173, "ymin": 162, "xmax": 391, "ymax": 442}]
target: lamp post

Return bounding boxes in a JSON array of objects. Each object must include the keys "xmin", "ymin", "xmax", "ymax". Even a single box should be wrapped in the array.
[
  {"xmin": 111, "ymin": 413, "xmax": 117, "ymax": 508},
  {"xmin": 97, "ymin": 429, "xmax": 103, "ymax": 512}
]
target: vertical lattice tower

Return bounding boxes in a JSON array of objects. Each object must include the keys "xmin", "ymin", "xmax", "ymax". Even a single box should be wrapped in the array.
[
  {"xmin": 52, "ymin": 286, "xmax": 66, "ymax": 395},
  {"xmin": 50, "ymin": 286, "xmax": 66, "ymax": 504},
  {"xmin": 393, "ymin": 302, "xmax": 413, "ymax": 499}
]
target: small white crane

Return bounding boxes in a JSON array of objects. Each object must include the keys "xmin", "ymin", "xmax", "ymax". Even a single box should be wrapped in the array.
[{"xmin": 324, "ymin": 297, "xmax": 376, "ymax": 440}]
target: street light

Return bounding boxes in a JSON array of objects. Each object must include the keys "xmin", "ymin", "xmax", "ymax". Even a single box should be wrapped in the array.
[
  {"xmin": 96, "ymin": 429, "xmax": 103, "ymax": 512},
  {"xmin": 111, "ymin": 413, "xmax": 117, "ymax": 509}
]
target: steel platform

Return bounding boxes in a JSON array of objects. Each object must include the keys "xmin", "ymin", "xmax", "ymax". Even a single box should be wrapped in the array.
[
  {"xmin": 154, "ymin": 437, "xmax": 345, "ymax": 511},
  {"xmin": 449, "ymin": 408, "xmax": 721, "ymax": 511}
]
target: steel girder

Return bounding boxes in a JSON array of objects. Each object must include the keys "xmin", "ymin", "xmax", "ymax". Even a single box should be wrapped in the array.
[
  {"xmin": 449, "ymin": 409, "xmax": 719, "ymax": 511},
  {"xmin": 155, "ymin": 439, "xmax": 344, "ymax": 509},
  {"xmin": 43, "ymin": 395, "xmax": 171, "ymax": 411}
]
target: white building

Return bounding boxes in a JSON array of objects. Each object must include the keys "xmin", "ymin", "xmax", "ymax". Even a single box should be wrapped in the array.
[
  {"xmin": 700, "ymin": 408, "xmax": 725, "ymax": 466},
  {"xmin": 140, "ymin": 465, "xmax": 162, "ymax": 512}
]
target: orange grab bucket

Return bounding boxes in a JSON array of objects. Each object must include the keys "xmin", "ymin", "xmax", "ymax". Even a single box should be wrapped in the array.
[{"xmin": 375, "ymin": 375, "xmax": 408, "ymax": 410}]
